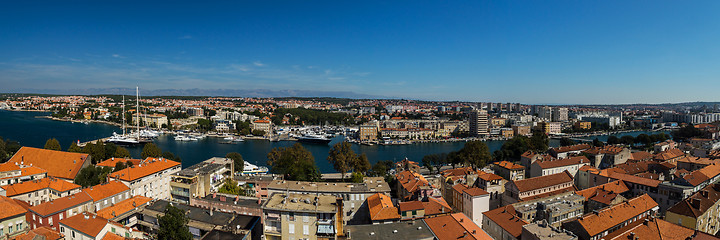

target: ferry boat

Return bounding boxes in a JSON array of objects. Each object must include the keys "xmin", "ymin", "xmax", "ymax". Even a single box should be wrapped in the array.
[{"xmin": 242, "ymin": 161, "xmax": 268, "ymax": 175}]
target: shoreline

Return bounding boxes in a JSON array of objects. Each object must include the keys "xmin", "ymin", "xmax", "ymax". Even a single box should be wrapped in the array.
[{"xmin": 37, "ymin": 116, "xmax": 124, "ymax": 128}]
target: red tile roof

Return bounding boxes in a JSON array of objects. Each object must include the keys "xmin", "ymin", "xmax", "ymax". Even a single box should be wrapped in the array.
[
  {"xmin": 463, "ymin": 187, "xmax": 489, "ymax": 197},
  {"xmin": 398, "ymin": 201, "xmax": 424, "ymax": 212},
  {"xmin": 423, "ymin": 197, "xmax": 452, "ymax": 216},
  {"xmin": 425, "ymin": 213, "xmax": 493, "ymax": 240},
  {"xmin": 0, "ymin": 195, "xmax": 28, "ymax": 220},
  {"xmin": 572, "ymin": 194, "xmax": 658, "ymax": 237},
  {"xmin": 108, "ymin": 157, "xmax": 180, "ymax": 181},
  {"xmin": 59, "ymin": 212, "xmax": 113, "ymax": 237},
  {"xmin": 96, "ymin": 158, "xmax": 142, "ymax": 168},
  {"xmin": 512, "ymin": 171, "xmax": 573, "ymax": 193},
  {"xmin": 608, "ymin": 172, "xmax": 661, "ymax": 188},
  {"xmin": 1, "ymin": 177, "xmax": 81, "ymax": 197},
  {"xmin": 30, "ymin": 192, "xmax": 92, "ymax": 217},
  {"xmin": 367, "ymin": 193, "xmax": 400, "ymax": 221},
  {"xmin": 494, "ymin": 161, "xmax": 525, "ymax": 170},
  {"xmin": 12, "ymin": 226, "xmax": 63, "ymax": 240},
  {"xmin": 481, "ymin": 205, "xmax": 528, "ymax": 238},
  {"xmin": 396, "ymin": 170, "xmax": 431, "ymax": 196},
  {"xmin": 551, "ymin": 144, "xmax": 591, "ymax": 154},
  {"xmin": 604, "ymin": 218, "xmax": 696, "ymax": 240},
  {"xmin": 653, "ymin": 148, "xmax": 685, "ymax": 161},
  {"xmin": 667, "ymin": 184, "xmax": 720, "ymax": 218},
  {"xmin": 96, "ymin": 195, "xmax": 152, "ymax": 220},
  {"xmin": 575, "ymin": 181, "xmax": 630, "ymax": 205},
  {"xmin": 81, "ymin": 181, "xmax": 130, "ymax": 202},
  {"xmin": 535, "ymin": 156, "xmax": 590, "ymax": 169},
  {"xmin": 7, "ymin": 147, "xmax": 89, "ymax": 180},
  {"xmin": 630, "ymin": 151, "xmax": 653, "ymax": 161}
]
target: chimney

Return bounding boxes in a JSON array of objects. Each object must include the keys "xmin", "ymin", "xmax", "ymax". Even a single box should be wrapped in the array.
[{"xmin": 336, "ymin": 197, "xmax": 344, "ymax": 237}]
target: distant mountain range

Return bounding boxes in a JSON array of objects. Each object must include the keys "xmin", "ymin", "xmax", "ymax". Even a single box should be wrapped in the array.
[{"xmin": 4, "ymin": 88, "xmax": 385, "ymax": 99}]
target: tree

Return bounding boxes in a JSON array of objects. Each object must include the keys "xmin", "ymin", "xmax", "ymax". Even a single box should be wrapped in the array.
[
  {"xmin": 267, "ymin": 143, "xmax": 321, "ymax": 181},
  {"xmin": 635, "ymin": 134, "xmax": 651, "ymax": 145},
  {"xmin": 327, "ymin": 142, "xmax": 357, "ymax": 180},
  {"xmin": 529, "ymin": 130, "xmax": 549, "ymax": 152},
  {"xmin": 350, "ymin": 172, "xmax": 365, "ymax": 183},
  {"xmin": 620, "ymin": 135, "xmax": 635, "ymax": 145},
  {"xmin": 82, "ymin": 142, "xmax": 106, "ymax": 164},
  {"xmin": 422, "ymin": 154, "xmax": 436, "ymax": 173},
  {"xmin": 44, "ymin": 138, "xmax": 61, "ymax": 151},
  {"xmin": 607, "ymin": 136, "xmax": 619, "ymax": 145},
  {"xmin": 592, "ymin": 138, "xmax": 603, "ymax": 147},
  {"xmin": 559, "ymin": 137, "xmax": 575, "ymax": 147},
  {"xmin": 252, "ymin": 129, "xmax": 266, "ymax": 136},
  {"xmin": 67, "ymin": 142, "xmax": 83, "ymax": 153},
  {"xmin": 114, "ymin": 147, "xmax": 131, "ymax": 158},
  {"xmin": 457, "ymin": 140, "xmax": 491, "ymax": 168},
  {"xmin": 226, "ymin": 152, "xmax": 244, "ymax": 173},
  {"xmin": 672, "ymin": 125, "xmax": 704, "ymax": 141},
  {"xmin": 158, "ymin": 204, "xmax": 192, "ymax": 240},
  {"xmin": 354, "ymin": 153, "xmax": 371, "ymax": 174},
  {"xmin": 0, "ymin": 137, "xmax": 7, "ymax": 163},
  {"xmin": 142, "ymin": 143, "xmax": 162, "ymax": 159},
  {"xmin": 218, "ymin": 178, "xmax": 242, "ymax": 195},
  {"xmin": 74, "ymin": 165, "xmax": 112, "ymax": 187},
  {"xmin": 495, "ymin": 136, "xmax": 531, "ymax": 161},
  {"xmin": 114, "ymin": 161, "xmax": 127, "ymax": 171},
  {"xmin": 162, "ymin": 151, "xmax": 182, "ymax": 162}
]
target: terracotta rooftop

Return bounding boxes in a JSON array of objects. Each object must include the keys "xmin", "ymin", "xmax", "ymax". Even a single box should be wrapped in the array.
[
  {"xmin": 630, "ymin": 151, "xmax": 653, "ymax": 161},
  {"xmin": 535, "ymin": 156, "xmax": 590, "ymax": 169},
  {"xmin": 7, "ymin": 147, "xmax": 89, "ymax": 180},
  {"xmin": 604, "ymin": 217, "xmax": 696, "ymax": 240},
  {"xmin": 494, "ymin": 161, "xmax": 524, "ymax": 170},
  {"xmin": 12, "ymin": 226, "xmax": 63, "ymax": 240},
  {"xmin": 570, "ymin": 194, "xmax": 658, "ymax": 237},
  {"xmin": 0, "ymin": 162, "xmax": 20, "ymax": 172},
  {"xmin": 463, "ymin": 187, "xmax": 489, "ymax": 197},
  {"xmin": 96, "ymin": 195, "xmax": 152, "ymax": 220},
  {"xmin": 367, "ymin": 193, "xmax": 400, "ymax": 221},
  {"xmin": 425, "ymin": 213, "xmax": 493, "ymax": 240},
  {"xmin": 423, "ymin": 197, "xmax": 452, "ymax": 216},
  {"xmin": 677, "ymin": 156, "xmax": 720, "ymax": 166},
  {"xmin": 476, "ymin": 171, "xmax": 504, "ymax": 181},
  {"xmin": 81, "ymin": 180, "xmax": 130, "ymax": 202},
  {"xmin": 481, "ymin": 205, "xmax": 528, "ymax": 238},
  {"xmin": 551, "ymin": 144, "xmax": 592, "ymax": 154},
  {"xmin": 398, "ymin": 201, "xmax": 425, "ymax": 212},
  {"xmin": 512, "ymin": 171, "xmax": 573, "ymax": 193},
  {"xmin": 575, "ymin": 180, "xmax": 630, "ymax": 205},
  {"xmin": 108, "ymin": 157, "xmax": 180, "ymax": 181},
  {"xmin": 667, "ymin": 183, "xmax": 720, "ymax": 218},
  {"xmin": 614, "ymin": 161, "xmax": 651, "ymax": 175},
  {"xmin": 681, "ymin": 164, "xmax": 720, "ymax": 187},
  {"xmin": 0, "ymin": 195, "xmax": 28, "ymax": 220},
  {"xmin": 584, "ymin": 145, "xmax": 626, "ymax": 155},
  {"xmin": 30, "ymin": 192, "xmax": 92, "ymax": 217},
  {"xmin": 441, "ymin": 167, "xmax": 477, "ymax": 178},
  {"xmin": 1, "ymin": 177, "xmax": 81, "ymax": 197},
  {"xmin": 653, "ymin": 148, "xmax": 685, "ymax": 161},
  {"xmin": 96, "ymin": 158, "xmax": 143, "ymax": 168},
  {"xmin": 608, "ymin": 172, "xmax": 661, "ymax": 188},
  {"xmin": 396, "ymin": 170, "xmax": 431, "ymax": 196},
  {"xmin": 59, "ymin": 212, "xmax": 119, "ymax": 238}
]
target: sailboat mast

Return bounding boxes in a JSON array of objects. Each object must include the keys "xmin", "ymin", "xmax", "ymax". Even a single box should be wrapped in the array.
[
  {"xmin": 122, "ymin": 95, "xmax": 126, "ymax": 135},
  {"xmin": 136, "ymin": 86, "xmax": 140, "ymax": 140}
]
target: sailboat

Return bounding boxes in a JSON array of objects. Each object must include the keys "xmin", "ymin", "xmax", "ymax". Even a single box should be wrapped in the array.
[{"xmin": 107, "ymin": 95, "xmax": 140, "ymax": 145}]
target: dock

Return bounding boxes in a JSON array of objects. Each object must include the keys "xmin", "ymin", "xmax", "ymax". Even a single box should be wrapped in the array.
[{"xmin": 77, "ymin": 137, "xmax": 110, "ymax": 147}]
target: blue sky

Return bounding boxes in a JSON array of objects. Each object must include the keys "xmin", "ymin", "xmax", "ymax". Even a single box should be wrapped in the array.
[{"xmin": 1, "ymin": 1, "xmax": 720, "ymax": 104}]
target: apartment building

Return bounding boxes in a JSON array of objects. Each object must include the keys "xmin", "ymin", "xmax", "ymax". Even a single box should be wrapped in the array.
[
  {"xmin": 170, "ymin": 157, "xmax": 233, "ymax": 204},
  {"xmin": 267, "ymin": 177, "xmax": 390, "ymax": 225},
  {"xmin": 482, "ymin": 205, "xmax": 528, "ymax": 240},
  {"xmin": 536, "ymin": 122, "xmax": 561, "ymax": 135},
  {"xmin": 461, "ymin": 187, "xmax": 490, "ymax": 227},
  {"xmin": 665, "ymin": 183, "xmax": 720, "ymax": 235},
  {"xmin": 28, "ymin": 192, "xmax": 93, "ymax": 231},
  {"xmin": 561, "ymin": 194, "xmax": 659, "ymax": 240},
  {"xmin": 0, "ymin": 162, "xmax": 47, "ymax": 186},
  {"xmin": 398, "ymin": 197, "xmax": 452, "ymax": 221},
  {"xmin": 96, "ymin": 195, "xmax": 152, "ymax": 227},
  {"xmin": 59, "ymin": 212, "xmax": 143, "ymax": 240},
  {"xmin": 358, "ymin": 125, "xmax": 378, "ymax": 141},
  {"xmin": 367, "ymin": 193, "xmax": 400, "ymax": 224},
  {"xmin": 491, "ymin": 161, "xmax": 525, "ymax": 181},
  {"xmin": 395, "ymin": 171, "xmax": 436, "ymax": 201},
  {"xmin": 503, "ymin": 171, "xmax": 575, "ymax": 205},
  {"xmin": 0, "ymin": 195, "xmax": 29, "ymax": 238},
  {"xmin": 511, "ymin": 192, "xmax": 584, "ymax": 228},
  {"xmin": 81, "ymin": 181, "xmax": 131, "ymax": 212},
  {"xmin": 262, "ymin": 192, "xmax": 341, "ymax": 240},
  {"xmin": 582, "ymin": 145, "xmax": 630, "ymax": 168},
  {"xmin": 132, "ymin": 113, "xmax": 168, "ymax": 129},
  {"xmin": 469, "ymin": 109, "xmax": 489, "ymax": 137},
  {"xmin": 1, "ymin": 177, "xmax": 81, "ymax": 206},
  {"xmin": 575, "ymin": 180, "xmax": 629, "ymax": 212},
  {"xmin": 552, "ymin": 108, "xmax": 568, "ymax": 122},
  {"xmin": 530, "ymin": 156, "xmax": 590, "ymax": 178},
  {"xmin": 252, "ymin": 119, "xmax": 272, "ymax": 133},
  {"xmin": 107, "ymin": 157, "xmax": 181, "ymax": 200}
]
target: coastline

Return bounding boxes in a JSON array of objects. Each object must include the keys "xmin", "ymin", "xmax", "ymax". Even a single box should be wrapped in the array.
[{"xmin": 36, "ymin": 115, "xmax": 123, "ymax": 128}]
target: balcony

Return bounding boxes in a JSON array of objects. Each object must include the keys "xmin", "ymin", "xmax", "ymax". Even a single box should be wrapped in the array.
[{"xmin": 171, "ymin": 190, "xmax": 190, "ymax": 197}]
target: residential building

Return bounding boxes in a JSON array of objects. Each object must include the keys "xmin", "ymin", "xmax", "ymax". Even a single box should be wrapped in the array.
[
  {"xmin": 519, "ymin": 152, "xmax": 556, "ymax": 176},
  {"xmin": 552, "ymin": 108, "xmax": 568, "ymax": 122},
  {"xmin": 561, "ymin": 194, "xmax": 659, "ymax": 240},
  {"xmin": 28, "ymin": 192, "xmax": 93, "ymax": 231},
  {"xmin": 513, "ymin": 125, "xmax": 532, "ymax": 137},
  {"xmin": 582, "ymin": 146, "xmax": 631, "ymax": 168},
  {"xmin": 395, "ymin": 171, "xmax": 436, "ymax": 201},
  {"xmin": 548, "ymin": 144, "xmax": 591, "ymax": 159},
  {"xmin": 0, "ymin": 195, "xmax": 29, "ymax": 238},
  {"xmin": 530, "ymin": 156, "xmax": 590, "ymax": 178},
  {"xmin": 512, "ymin": 192, "xmax": 584, "ymax": 228},
  {"xmin": 599, "ymin": 217, "xmax": 700, "ymax": 240},
  {"xmin": 261, "ymin": 192, "xmax": 341, "ymax": 240},
  {"xmin": 358, "ymin": 125, "xmax": 378, "ymax": 141},
  {"xmin": 0, "ymin": 162, "xmax": 47, "ymax": 186},
  {"xmin": 574, "ymin": 121, "xmax": 591, "ymax": 130},
  {"xmin": 475, "ymin": 171, "xmax": 505, "ymax": 209},
  {"xmin": 482, "ymin": 205, "xmax": 528, "ymax": 240},
  {"xmin": 665, "ymin": 183, "xmax": 720, "ymax": 235},
  {"xmin": 367, "ymin": 193, "xmax": 400, "ymax": 224},
  {"xmin": 96, "ymin": 195, "xmax": 152, "ymax": 227},
  {"xmin": 398, "ymin": 196, "xmax": 452, "ymax": 220},
  {"xmin": 132, "ymin": 113, "xmax": 168, "ymax": 129},
  {"xmin": 469, "ymin": 110, "xmax": 489, "ymax": 137},
  {"xmin": 107, "ymin": 157, "xmax": 181, "ymax": 200},
  {"xmin": 252, "ymin": 119, "xmax": 272, "ymax": 133},
  {"xmin": 521, "ymin": 220, "xmax": 577, "ymax": 240},
  {"xmin": 536, "ymin": 122, "xmax": 562, "ymax": 135},
  {"xmin": 462, "ymin": 187, "xmax": 490, "ymax": 227},
  {"xmin": 344, "ymin": 220, "xmax": 434, "ymax": 240},
  {"xmin": 425, "ymin": 213, "xmax": 492, "ymax": 240},
  {"xmin": 491, "ymin": 161, "xmax": 525, "ymax": 181},
  {"xmin": 575, "ymin": 180, "xmax": 629, "ymax": 212},
  {"xmin": 503, "ymin": 171, "xmax": 575, "ymax": 205},
  {"xmin": 1, "ymin": 177, "xmax": 81, "ymax": 206},
  {"xmin": 266, "ymin": 177, "xmax": 390, "ymax": 225},
  {"xmin": 170, "ymin": 157, "xmax": 233, "ymax": 204},
  {"xmin": 81, "ymin": 180, "xmax": 131, "ymax": 212},
  {"xmin": 190, "ymin": 193, "xmax": 263, "ymax": 217},
  {"xmin": 141, "ymin": 200, "xmax": 260, "ymax": 239},
  {"xmin": 59, "ymin": 212, "xmax": 143, "ymax": 240},
  {"xmin": 7, "ymin": 147, "xmax": 91, "ymax": 182}
]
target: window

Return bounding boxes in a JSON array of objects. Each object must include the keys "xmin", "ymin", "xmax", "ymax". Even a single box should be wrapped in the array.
[
  {"xmin": 303, "ymin": 214, "xmax": 309, "ymax": 223},
  {"xmin": 288, "ymin": 223, "xmax": 295, "ymax": 234},
  {"xmin": 289, "ymin": 212, "xmax": 295, "ymax": 221},
  {"xmin": 72, "ymin": 231, "xmax": 75, "ymax": 238},
  {"xmin": 303, "ymin": 225, "xmax": 309, "ymax": 235},
  {"xmin": 412, "ymin": 210, "xmax": 417, "ymax": 215},
  {"xmin": 60, "ymin": 227, "xmax": 64, "ymax": 232}
]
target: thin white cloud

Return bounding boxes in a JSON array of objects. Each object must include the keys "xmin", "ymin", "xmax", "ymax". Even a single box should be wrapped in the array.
[
  {"xmin": 253, "ymin": 61, "xmax": 264, "ymax": 67},
  {"xmin": 111, "ymin": 54, "xmax": 125, "ymax": 59}
]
